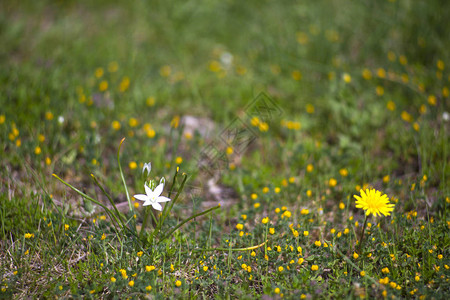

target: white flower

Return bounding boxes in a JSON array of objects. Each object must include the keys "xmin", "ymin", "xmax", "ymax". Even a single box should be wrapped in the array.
[
  {"xmin": 134, "ymin": 182, "xmax": 171, "ymax": 211},
  {"xmin": 443, "ymin": 112, "xmax": 449, "ymax": 121},
  {"xmin": 220, "ymin": 52, "xmax": 233, "ymax": 67},
  {"xmin": 142, "ymin": 162, "xmax": 152, "ymax": 176}
]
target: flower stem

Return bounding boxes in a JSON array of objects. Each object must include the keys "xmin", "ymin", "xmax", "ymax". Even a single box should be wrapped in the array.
[
  {"xmin": 358, "ymin": 214, "xmax": 369, "ymax": 254},
  {"xmin": 117, "ymin": 138, "xmax": 132, "ymax": 211}
]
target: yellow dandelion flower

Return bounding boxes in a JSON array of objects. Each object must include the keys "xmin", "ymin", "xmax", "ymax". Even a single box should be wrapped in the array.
[
  {"xmin": 354, "ymin": 189, "xmax": 395, "ymax": 217},
  {"xmin": 175, "ymin": 280, "xmax": 181, "ymax": 287}
]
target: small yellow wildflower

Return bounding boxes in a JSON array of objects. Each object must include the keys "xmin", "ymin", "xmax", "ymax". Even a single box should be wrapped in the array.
[
  {"xmin": 99, "ymin": 80, "xmax": 108, "ymax": 92},
  {"xmin": 329, "ymin": 178, "xmax": 337, "ymax": 187},
  {"xmin": 342, "ymin": 73, "xmax": 351, "ymax": 83},
  {"xmin": 35, "ymin": 146, "xmax": 41, "ymax": 155},
  {"xmin": 146, "ymin": 265, "xmax": 156, "ymax": 272},
  {"xmin": 428, "ymin": 95, "xmax": 437, "ymax": 106}
]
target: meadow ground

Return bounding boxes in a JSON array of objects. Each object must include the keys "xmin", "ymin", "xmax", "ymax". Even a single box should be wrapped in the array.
[{"xmin": 0, "ymin": 0, "xmax": 449, "ymax": 298}]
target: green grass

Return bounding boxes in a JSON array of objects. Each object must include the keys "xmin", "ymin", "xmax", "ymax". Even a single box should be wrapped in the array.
[{"xmin": 1, "ymin": 0, "xmax": 449, "ymax": 298}]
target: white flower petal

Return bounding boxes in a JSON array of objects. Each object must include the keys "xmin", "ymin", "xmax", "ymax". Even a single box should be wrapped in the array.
[
  {"xmin": 142, "ymin": 162, "xmax": 152, "ymax": 175},
  {"xmin": 134, "ymin": 194, "xmax": 148, "ymax": 201},
  {"xmin": 142, "ymin": 200, "xmax": 152, "ymax": 207},
  {"xmin": 152, "ymin": 202, "xmax": 162, "ymax": 211},
  {"xmin": 157, "ymin": 196, "xmax": 171, "ymax": 203},
  {"xmin": 153, "ymin": 183, "xmax": 164, "ymax": 197},
  {"xmin": 144, "ymin": 184, "xmax": 153, "ymax": 196}
]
